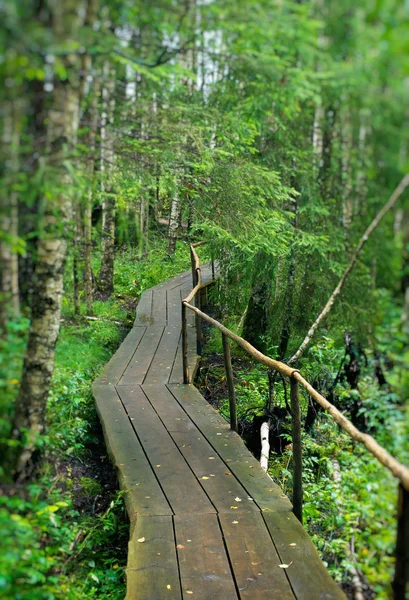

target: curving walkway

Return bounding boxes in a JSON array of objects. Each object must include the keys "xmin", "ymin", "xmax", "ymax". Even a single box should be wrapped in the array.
[{"xmin": 93, "ymin": 267, "xmax": 345, "ymax": 600}]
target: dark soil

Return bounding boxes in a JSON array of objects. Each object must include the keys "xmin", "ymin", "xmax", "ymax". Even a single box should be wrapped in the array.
[{"xmin": 56, "ymin": 422, "xmax": 120, "ymax": 516}]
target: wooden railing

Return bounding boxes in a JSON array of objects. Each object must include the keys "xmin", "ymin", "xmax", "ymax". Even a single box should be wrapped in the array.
[{"xmin": 181, "ymin": 242, "xmax": 409, "ymax": 600}]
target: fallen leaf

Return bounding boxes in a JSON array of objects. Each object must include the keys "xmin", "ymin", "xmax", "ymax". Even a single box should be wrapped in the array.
[
  {"xmin": 230, "ymin": 506, "xmax": 238, "ymax": 510},
  {"xmin": 176, "ymin": 544, "xmax": 185, "ymax": 549},
  {"xmin": 138, "ymin": 537, "xmax": 145, "ymax": 543},
  {"xmin": 289, "ymin": 543, "xmax": 296, "ymax": 547},
  {"xmin": 247, "ymin": 577, "xmax": 255, "ymax": 582},
  {"xmin": 234, "ymin": 497, "xmax": 242, "ymax": 502},
  {"xmin": 156, "ymin": 465, "xmax": 161, "ymax": 468},
  {"xmin": 209, "ymin": 457, "xmax": 215, "ymax": 460},
  {"xmin": 279, "ymin": 562, "xmax": 293, "ymax": 569},
  {"xmin": 202, "ymin": 476, "xmax": 209, "ymax": 480},
  {"xmin": 167, "ymin": 584, "xmax": 172, "ymax": 590},
  {"xmin": 225, "ymin": 472, "xmax": 231, "ymax": 476},
  {"xmin": 157, "ymin": 553, "xmax": 161, "ymax": 556},
  {"xmin": 186, "ymin": 591, "xmax": 193, "ymax": 595},
  {"xmin": 232, "ymin": 520, "xmax": 239, "ymax": 524}
]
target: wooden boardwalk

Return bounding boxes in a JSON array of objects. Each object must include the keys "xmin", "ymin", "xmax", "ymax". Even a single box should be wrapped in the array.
[{"xmin": 93, "ymin": 268, "xmax": 345, "ymax": 600}]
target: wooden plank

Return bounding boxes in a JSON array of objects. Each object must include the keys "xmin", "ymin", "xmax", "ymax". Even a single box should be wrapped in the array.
[
  {"xmin": 142, "ymin": 384, "xmax": 259, "ymax": 514},
  {"xmin": 93, "ymin": 385, "xmax": 171, "ymax": 517},
  {"xmin": 170, "ymin": 430, "xmax": 260, "ymax": 514},
  {"xmin": 94, "ymin": 327, "xmax": 146, "ymax": 385},
  {"xmin": 144, "ymin": 326, "xmax": 181, "ymax": 384},
  {"xmin": 263, "ymin": 511, "xmax": 346, "ymax": 599},
  {"xmin": 126, "ymin": 515, "xmax": 182, "ymax": 600},
  {"xmin": 174, "ymin": 513, "xmax": 238, "ymax": 600},
  {"xmin": 117, "ymin": 385, "xmax": 216, "ymax": 515},
  {"xmin": 219, "ymin": 512, "xmax": 295, "ymax": 600},
  {"xmin": 167, "ymin": 286, "xmax": 183, "ymax": 326},
  {"xmin": 119, "ymin": 326, "xmax": 164, "ymax": 385},
  {"xmin": 134, "ymin": 290, "xmax": 153, "ymax": 325},
  {"xmin": 167, "ymin": 384, "xmax": 291, "ymax": 513},
  {"xmin": 151, "ymin": 287, "xmax": 167, "ymax": 325}
]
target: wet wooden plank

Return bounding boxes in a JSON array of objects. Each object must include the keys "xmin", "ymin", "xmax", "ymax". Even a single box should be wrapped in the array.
[
  {"xmin": 174, "ymin": 513, "xmax": 238, "ymax": 600},
  {"xmin": 166, "ymin": 384, "xmax": 291, "ymax": 513},
  {"xmin": 171, "ymin": 430, "xmax": 260, "ymax": 514},
  {"xmin": 126, "ymin": 515, "xmax": 182, "ymax": 600},
  {"xmin": 94, "ymin": 327, "xmax": 146, "ymax": 385},
  {"xmin": 219, "ymin": 512, "xmax": 295, "ymax": 599},
  {"xmin": 134, "ymin": 290, "xmax": 153, "ymax": 325},
  {"xmin": 144, "ymin": 326, "xmax": 181, "ymax": 384},
  {"xmin": 151, "ymin": 287, "xmax": 167, "ymax": 325},
  {"xmin": 167, "ymin": 286, "xmax": 183, "ymax": 327},
  {"xmin": 117, "ymin": 385, "xmax": 216, "ymax": 515},
  {"xmin": 142, "ymin": 384, "xmax": 258, "ymax": 514},
  {"xmin": 119, "ymin": 326, "xmax": 164, "ymax": 385},
  {"xmin": 93, "ymin": 385, "xmax": 171, "ymax": 517},
  {"xmin": 263, "ymin": 511, "xmax": 346, "ymax": 599}
]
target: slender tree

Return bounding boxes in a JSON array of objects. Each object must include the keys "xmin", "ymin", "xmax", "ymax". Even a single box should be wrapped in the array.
[{"xmin": 9, "ymin": 0, "xmax": 90, "ymax": 479}]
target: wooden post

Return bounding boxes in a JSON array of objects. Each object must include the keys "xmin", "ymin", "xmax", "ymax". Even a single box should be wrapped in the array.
[
  {"xmin": 191, "ymin": 249, "xmax": 197, "ymax": 288},
  {"xmin": 393, "ymin": 483, "xmax": 409, "ymax": 599},
  {"xmin": 211, "ymin": 257, "xmax": 215, "ymax": 280},
  {"xmin": 195, "ymin": 280, "xmax": 202, "ymax": 355},
  {"xmin": 222, "ymin": 333, "xmax": 238, "ymax": 432},
  {"xmin": 290, "ymin": 376, "xmax": 303, "ymax": 524},
  {"xmin": 182, "ymin": 302, "xmax": 189, "ymax": 384}
]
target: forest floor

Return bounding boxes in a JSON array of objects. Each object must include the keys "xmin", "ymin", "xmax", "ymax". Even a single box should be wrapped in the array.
[{"xmin": 0, "ymin": 239, "xmax": 192, "ymax": 600}]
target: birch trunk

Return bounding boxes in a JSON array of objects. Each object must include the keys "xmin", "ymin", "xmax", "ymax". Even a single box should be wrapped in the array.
[
  {"xmin": 167, "ymin": 184, "xmax": 181, "ymax": 254},
  {"xmin": 98, "ymin": 62, "xmax": 116, "ymax": 294},
  {"xmin": 9, "ymin": 0, "xmax": 87, "ymax": 479},
  {"xmin": 0, "ymin": 99, "xmax": 22, "ymax": 329},
  {"xmin": 84, "ymin": 77, "xmax": 100, "ymax": 313}
]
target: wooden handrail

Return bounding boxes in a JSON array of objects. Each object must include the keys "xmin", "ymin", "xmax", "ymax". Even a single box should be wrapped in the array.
[{"xmin": 181, "ymin": 242, "xmax": 409, "ymax": 598}]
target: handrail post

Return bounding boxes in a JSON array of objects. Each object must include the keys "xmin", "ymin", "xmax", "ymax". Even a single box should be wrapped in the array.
[
  {"xmin": 393, "ymin": 483, "xmax": 409, "ymax": 599},
  {"xmin": 190, "ymin": 248, "xmax": 197, "ymax": 288},
  {"xmin": 222, "ymin": 333, "xmax": 238, "ymax": 432},
  {"xmin": 290, "ymin": 376, "xmax": 303, "ymax": 524},
  {"xmin": 195, "ymin": 271, "xmax": 202, "ymax": 355},
  {"xmin": 181, "ymin": 302, "xmax": 189, "ymax": 384}
]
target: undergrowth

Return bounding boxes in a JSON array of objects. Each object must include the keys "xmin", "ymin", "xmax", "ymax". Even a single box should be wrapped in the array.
[{"xmin": 0, "ymin": 238, "xmax": 190, "ymax": 599}]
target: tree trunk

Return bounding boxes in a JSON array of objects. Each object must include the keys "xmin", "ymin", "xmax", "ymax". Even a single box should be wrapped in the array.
[
  {"xmin": 0, "ymin": 99, "xmax": 22, "ymax": 330},
  {"xmin": 242, "ymin": 252, "xmax": 273, "ymax": 353},
  {"xmin": 8, "ymin": 0, "xmax": 87, "ymax": 480},
  {"xmin": 84, "ymin": 77, "xmax": 100, "ymax": 314},
  {"xmin": 98, "ymin": 62, "xmax": 116, "ymax": 295},
  {"xmin": 318, "ymin": 106, "xmax": 336, "ymax": 201},
  {"xmin": 167, "ymin": 182, "xmax": 181, "ymax": 254},
  {"xmin": 278, "ymin": 192, "xmax": 298, "ymax": 360}
]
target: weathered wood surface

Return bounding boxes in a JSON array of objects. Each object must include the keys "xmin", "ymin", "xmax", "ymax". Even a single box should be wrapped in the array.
[{"xmin": 93, "ymin": 267, "xmax": 345, "ymax": 600}]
